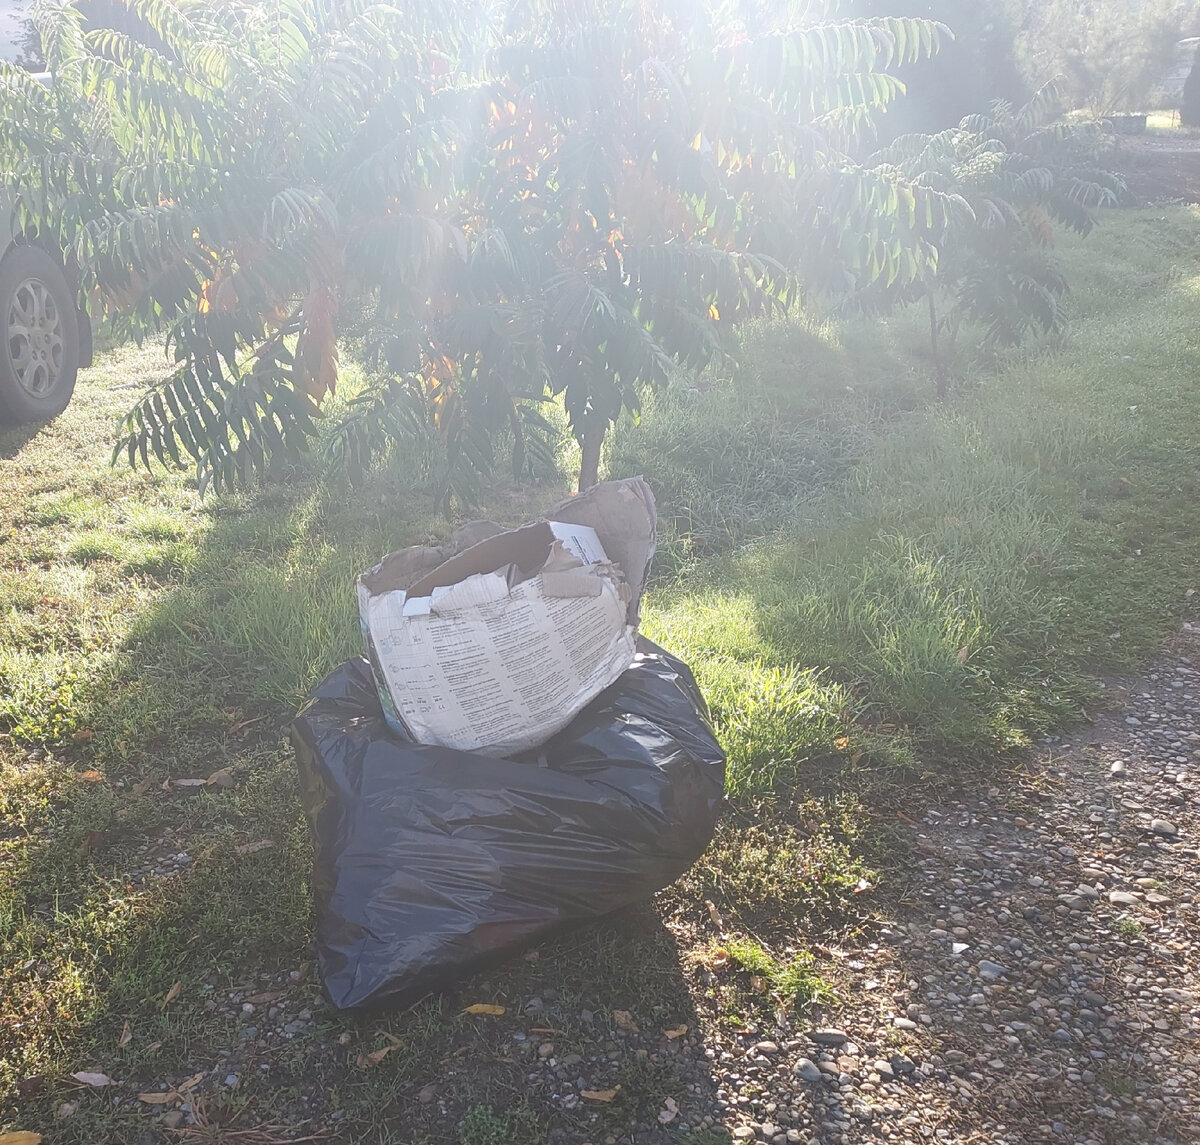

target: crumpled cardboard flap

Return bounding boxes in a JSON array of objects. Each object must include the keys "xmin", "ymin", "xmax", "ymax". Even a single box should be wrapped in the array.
[
  {"xmin": 358, "ymin": 477, "xmax": 657, "ymax": 615},
  {"xmin": 356, "ymin": 478, "xmax": 657, "ymax": 753},
  {"xmin": 544, "ymin": 477, "xmax": 656, "ymax": 622}
]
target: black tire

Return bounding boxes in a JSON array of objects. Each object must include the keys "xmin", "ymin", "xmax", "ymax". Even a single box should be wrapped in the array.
[{"xmin": 0, "ymin": 244, "xmax": 81, "ymax": 424}]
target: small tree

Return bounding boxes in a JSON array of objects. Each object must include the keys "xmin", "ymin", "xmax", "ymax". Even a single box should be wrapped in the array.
[
  {"xmin": 4, "ymin": 0, "xmax": 957, "ymax": 498},
  {"xmin": 857, "ymin": 82, "xmax": 1123, "ymax": 392}
]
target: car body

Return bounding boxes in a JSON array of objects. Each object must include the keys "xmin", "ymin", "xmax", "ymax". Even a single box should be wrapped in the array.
[{"xmin": 1, "ymin": 1, "xmax": 93, "ymax": 424}]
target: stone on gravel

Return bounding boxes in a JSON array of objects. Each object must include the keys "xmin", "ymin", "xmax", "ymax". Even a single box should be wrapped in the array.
[
  {"xmin": 794, "ymin": 1059, "xmax": 822, "ymax": 1082},
  {"xmin": 811, "ymin": 1028, "xmax": 848, "ymax": 1045},
  {"xmin": 1151, "ymin": 818, "xmax": 1178, "ymax": 836},
  {"xmin": 1109, "ymin": 890, "xmax": 1140, "ymax": 905},
  {"xmin": 977, "ymin": 960, "xmax": 1006, "ymax": 979}
]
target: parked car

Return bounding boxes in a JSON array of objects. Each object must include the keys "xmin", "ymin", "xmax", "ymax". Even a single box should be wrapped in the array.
[
  {"xmin": 0, "ymin": 201, "xmax": 93, "ymax": 423},
  {"xmin": 0, "ymin": 2, "xmax": 93, "ymax": 423}
]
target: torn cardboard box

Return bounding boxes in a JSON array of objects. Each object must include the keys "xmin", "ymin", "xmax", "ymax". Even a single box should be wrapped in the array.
[{"xmin": 358, "ymin": 478, "xmax": 657, "ymax": 755}]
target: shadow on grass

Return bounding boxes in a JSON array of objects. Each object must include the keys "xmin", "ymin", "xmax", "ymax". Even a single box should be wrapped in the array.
[
  {"xmin": 2, "ymin": 466, "xmax": 734, "ymax": 1145},
  {"xmin": 0, "ymin": 417, "xmax": 53, "ymax": 460}
]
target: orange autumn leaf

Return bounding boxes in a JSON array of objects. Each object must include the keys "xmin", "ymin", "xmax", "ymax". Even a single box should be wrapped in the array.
[
  {"xmin": 580, "ymin": 1086, "xmax": 620, "ymax": 1102},
  {"xmin": 613, "ymin": 1010, "xmax": 639, "ymax": 1034},
  {"xmin": 295, "ymin": 285, "xmax": 340, "ymax": 399},
  {"xmin": 356, "ymin": 1045, "xmax": 393, "ymax": 1067}
]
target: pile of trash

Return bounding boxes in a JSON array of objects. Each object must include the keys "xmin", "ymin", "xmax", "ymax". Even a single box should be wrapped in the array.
[{"xmin": 290, "ymin": 479, "xmax": 725, "ymax": 1010}]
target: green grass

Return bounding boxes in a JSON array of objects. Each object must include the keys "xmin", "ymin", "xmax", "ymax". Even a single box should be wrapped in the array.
[
  {"xmin": 630, "ymin": 207, "xmax": 1200, "ymax": 774},
  {"xmin": 1145, "ymin": 109, "xmax": 1200, "ymax": 136},
  {"xmin": 720, "ymin": 937, "xmax": 830, "ymax": 1010},
  {"xmin": 2, "ymin": 208, "xmax": 1200, "ymax": 1143}
]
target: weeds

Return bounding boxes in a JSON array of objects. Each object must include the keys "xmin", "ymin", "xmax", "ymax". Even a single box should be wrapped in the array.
[
  {"xmin": 1114, "ymin": 917, "xmax": 1144, "ymax": 939},
  {"xmin": 458, "ymin": 1101, "xmax": 542, "ymax": 1145},
  {"xmin": 721, "ymin": 937, "xmax": 830, "ymax": 1010}
]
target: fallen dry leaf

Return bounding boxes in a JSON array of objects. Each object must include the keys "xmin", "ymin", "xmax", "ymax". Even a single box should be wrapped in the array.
[
  {"xmin": 177, "ymin": 1072, "xmax": 205, "ymax": 1093},
  {"xmin": 235, "ymin": 839, "xmax": 274, "ymax": 856},
  {"xmin": 138, "ymin": 1092, "xmax": 178, "ymax": 1106},
  {"xmin": 69, "ymin": 1071, "xmax": 112, "ymax": 1087},
  {"xmin": 0, "ymin": 1133, "xmax": 43, "ymax": 1145},
  {"xmin": 56, "ymin": 1103, "xmax": 77, "ymax": 1119},
  {"xmin": 664, "ymin": 1024, "xmax": 688, "ymax": 1040},
  {"xmin": 709, "ymin": 947, "xmax": 729, "ymax": 969},
  {"xmin": 613, "ymin": 1010, "xmax": 639, "ymax": 1034},
  {"xmin": 748, "ymin": 974, "xmax": 768, "ymax": 993},
  {"xmin": 72, "ymin": 729, "xmax": 96, "ymax": 742},
  {"xmin": 131, "ymin": 779, "xmax": 152, "ymax": 795},
  {"xmin": 580, "ymin": 1087, "xmax": 620, "ymax": 1103},
  {"xmin": 834, "ymin": 736, "xmax": 850, "ymax": 751},
  {"xmin": 243, "ymin": 990, "xmax": 280, "ymax": 1005},
  {"xmin": 658, "ymin": 1097, "xmax": 679, "ymax": 1124},
  {"xmin": 355, "ymin": 1046, "xmax": 393, "ymax": 1068},
  {"xmin": 77, "ymin": 769, "xmax": 103, "ymax": 782},
  {"xmin": 161, "ymin": 981, "xmax": 181, "ymax": 1007},
  {"xmin": 205, "ymin": 768, "xmax": 235, "ymax": 789},
  {"xmin": 118, "ymin": 1020, "xmax": 132, "ymax": 1047},
  {"xmin": 956, "ymin": 645, "xmax": 970, "ymax": 665},
  {"xmin": 529, "ymin": 1027, "xmax": 565, "ymax": 1036},
  {"xmin": 145, "ymin": 1041, "xmax": 162, "ymax": 1054},
  {"xmin": 172, "ymin": 778, "xmax": 207, "ymax": 788},
  {"xmin": 705, "ymin": 899, "xmax": 724, "ymax": 927},
  {"xmin": 463, "ymin": 1003, "xmax": 505, "ymax": 1016}
]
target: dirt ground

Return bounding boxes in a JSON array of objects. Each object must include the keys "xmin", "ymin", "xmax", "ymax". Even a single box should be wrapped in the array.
[{"xmin": 1106, "ymin": 131, "xmax": 1200, "ymax": 205}]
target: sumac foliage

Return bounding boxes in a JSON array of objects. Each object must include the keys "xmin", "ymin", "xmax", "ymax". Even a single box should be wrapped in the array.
[
  {"xmin": 856, "ymin": 82, "xmax": 1123, "ymax": 392},
  {"xmin": 3, "ymin": 0, "xmax": 958, "ymax": 496}
]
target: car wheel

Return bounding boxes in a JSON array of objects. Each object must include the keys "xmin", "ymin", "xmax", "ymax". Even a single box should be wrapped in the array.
[{"xmin": 0, "ymin": 245, "xmax": 81, "ymax": 424}]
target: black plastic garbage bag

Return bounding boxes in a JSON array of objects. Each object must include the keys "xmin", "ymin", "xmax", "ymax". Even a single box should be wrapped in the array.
[{"xmin": 291, "ymin": 639, "xmax": 725, "ymax": 1010}]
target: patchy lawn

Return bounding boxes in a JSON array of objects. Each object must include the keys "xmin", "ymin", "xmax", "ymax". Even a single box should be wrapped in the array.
[{"xmin": 2, "ymin": 207, "xmax": 1200, "ymax": 1144}]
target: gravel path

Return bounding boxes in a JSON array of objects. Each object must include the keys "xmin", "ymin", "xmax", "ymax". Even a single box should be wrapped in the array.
[{"xmin": 707, "ymin": 634, "xmax": 1200, "ymax": 1145}]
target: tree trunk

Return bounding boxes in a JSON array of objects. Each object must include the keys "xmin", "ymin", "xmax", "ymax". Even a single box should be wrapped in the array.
[
  {"xmin": 578, "ymin": 426, "xmax": 604, "ymax": 491},
  {"xmin": 1182, "ymin": 47, "xmax": 1200, "ymax": 128},
  {"xmin": 928, "ymin": 288, "xmax": 948, "ymax": 400}
]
